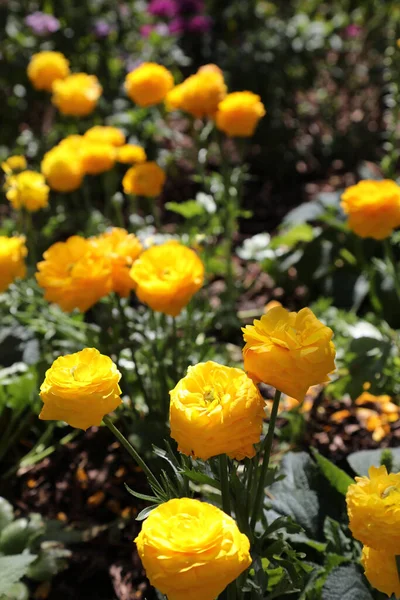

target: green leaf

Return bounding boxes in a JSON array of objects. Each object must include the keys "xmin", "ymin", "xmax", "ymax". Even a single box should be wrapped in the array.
[
  {"xmin": 136, "ymin": 505, "xmax": 158, "ymax": 521},
  {"xmin": 347, "ymin": 448, "xmax": 400, "ymax": 476},
  {"xmin": 323, "ymin": 517, "xmax": 352, "ymax": 555},
  {"xmin": 311, "ymin": 449, "xmax": 353, "ymax": 496},
  {"xmin": 322, "ymin": 565, "xmax": 373, "ymax": 600},
  {"xmin": 272, "ymin": 223, "xmax": 315, "ymax": 249},
  {"xmin": 0, "ymin": 498, "xmax": 14, "ymax": 533},
  {"xmin": 0, "ymin": 553, "xmax": 37, "ymax": 596},
  {"xmin": 165, "ymin": 200, "xmax": 205, "ymax": 219},
  {"xmin": 124, "ymin": 484, "xmax": 160, "ymax": 504},
  {"xmin": 182, "ymin": 469, "xmax": 221, "ymax": 490}
]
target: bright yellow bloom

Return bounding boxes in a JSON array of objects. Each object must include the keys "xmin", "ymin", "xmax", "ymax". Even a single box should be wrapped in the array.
[
  {"xmin": 1, "ymin": 155, "xmax": 27, "ymax": 175},
  {"xmin": 362, "ymin": 546, "xmax": 400, "ymax": 598},
  {"xmin": 80, "ymin": 143, "xmax": 116, "ymax": 175},
  {"xmin": 341, "ymin": 179, "xmax": 400, "ymax": 240},
  {"xmin": 242, "ymin": 306, "xmax": 336, "ymax": 401},
  {"xmin": 117, "ymin": 144, "xmax": 147, "ymax": 164},
  {"xmin": 0, "ymin": 236, "xmax": 27, "ymax": 293},
  {"xmin": 216, "ymin": 91, "xmax": 266, "ymax": 137},
  {"xmin": 52, "ymin": 73, "xmax": 102, "ymax": 116},
  {"xmin": 39, "ymin": 348, "xmax": 121, "ymax": 430},
  {"xmin": 41, "ymin": 146, "xmax": 84, "ymax": 192},
  {"xmin": 5, "ymin": 171, "xmax": 49, "ymax": 212},
  {"xmin": 58, "ymin": 135, "xmax": 86, "ymax": 150},
  {"xmin": 130, "ymin": 240, "xmax": 204, "ymax": 316},
  {"xmin": 346, "ymin": 465, "xmax": 400, "ymax": 553},
  {"xmin": 135, "ymin": 498, "xmax": 251, "ymax": 600},
  {"xmin": 170, "ymin": 361, "xmax": 265, "ymax": 460},
  {"xmin": 36, "ymin": 236, "xmax": 112, "ymax": 312},
  {"xmin": 166, "ymin": 64, "xmax": 227, "ymax": 118},
  {"xmin": 90, "ymin": 228, "xmax": 143, "ymax": 297},
  {"xmin": 122, "ymin": 162, "xmax": 166, "ymax": 197},
  {"xmin": 83, "ymin": 126, "xmax": 125, "ymax": 147},
  {"xmin": 125, "ymin": 62, "xmax": 174, "ymax": 107},
  {"xmin": 27, "ymin": 51, "xmax": 70, "ymax": 92}
]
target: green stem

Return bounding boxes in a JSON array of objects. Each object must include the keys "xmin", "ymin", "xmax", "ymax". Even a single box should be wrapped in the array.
[
  {"xmin": 102, "ymin": 415, "xmax": 161, "ymax": 492},
  {"xmin": 219, "ymin": 136, "xmax": 236, "ymax": 300},
  {"xmin": 250, "ymin": 389, "xmax": 281, "ymax": 529},
  {"xmin": 219, "ymin": 454, "xmax": 231, "ymax": 516},
  {"xmin": 396, "ymin": 555, "xmax": 400, "ymax": 592},
  {"xmin": 384, "ymin": 238, "xmax": 400, "ymax": 303}
]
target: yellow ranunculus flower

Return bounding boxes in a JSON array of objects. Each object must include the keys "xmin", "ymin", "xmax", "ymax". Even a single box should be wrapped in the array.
[
  {"xmin": 135, "ymin": 498, "xmax": 251, "ymax": 600},
  {"xmin": 166, "ymin": 64, "xmax": 227, "ymax": 118},
  {"xmin": 0, "ymin": 236, "xmax": 27, "ymax": 293},
  {"xmin": 362, "ymin": 546, "xmax": 400, "ymax": 597},
  {"xmin": 36, "ymin": 236, "xmax": 112, "ymax": 312},
  {"xmin": 242, "ymin": 306, "xmax": 336, "ymax": 401},
  {"xmin": 5, "ymin": 171, "xmax": 49, "ymax": 212},
  {"xmin": 41, "ymin": 146, "xmax": 84, "ymax": 192},
  {"xmin": 83, "ymin": 126, "xmax": 125, "ymax": 147},
  {"xmin": 130, "ymin": 240, "xmax": 204, "ymax": 316},
  {"xmin": 80, "ymin": 142, "xmax": 116, "ymax": 175},
  {"xmin": 125, "ymin": 62, "xmax": 174, "ymax": 107},
  {"xmin": 27, "ymin": 51, "xmax": 70, "ymax": 92},
  {"xmin": 170, "ymin": 361, "xmax": 265, "ymax": 460},
  {"xmin": 216, "ymin": 91, "xmax": 266, "ymax": 137},
  {"xmin": 52, "ymin": 73, "xmax": 102, "ymax": 116},
  {"xmin": 122, "ymin": 161, "xmax": 166, "ymax": 197},
  {"xmin": 341, "ymin": 179, "xmax": 400, "ymax": 240},
  {"xmin": 39, "ymin": 348, "xmax": 122, "ymax": 430},
  {"xmin": 346, "ymin": 465, "xmax": 400, "ymax": 553},
  {"xmin": 90, "ymin": 228, "xmax": 143, "ymax": 297},
  {"xmin": 1, "ymin": 155, "xmax": 27, "ymax": 175},
  {"xmin": 116, "ymin": 144, "xmax": 147, "ymax": 164}
]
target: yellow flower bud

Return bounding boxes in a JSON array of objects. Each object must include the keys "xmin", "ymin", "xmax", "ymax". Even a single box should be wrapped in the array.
[
  {"xmin": 39, "ymin": 348, "xmax": 122, "ymax": 430},
  {"xmin": 125, "ymin": 62, "xmax": 174, "ymax": 107},
  {"xmin": 5, "ymin": 171, "xmax": 49, "ymax": 212},
  {"xmin": 27, "ymin": 51, "xmax": 70, "ymax": 92},
  {"xmin": 216, "ymin": 91, "xmax": 266, "ymax": 137},
  {"xmin": 130, "ymin": 240, "xmax": 204, "ymax": 316},
  {"xmin": 1, "ymin": 155, "xmax": 27, "ymax": 175},
  {"xmin": 346, "ymin": 465, "xmax": 400, "ymax": 554},
  {"xmin": 167, "ymin": 64, "xmax": 227, "ymax": 118},
  {"xmin": 83, "ymin": 126, "xmax": 125, "ymax": 147},
  {"xmin": 170, "ymin": 361, "xmax": 265, "ymax": 460},
  {"xmin": 135, "ymin": 498, "xmax": 252, "ymax": 600},
  {"xmin": 117, "ymin": 144, "xmax": 147, "ymax": 164},
  {"xmin": 0, "ymin": 236, "xmax": 27, "ymax": 293},
  {"xmin": 41, "ymin": 146, "xmax": 84, "ymax": 192},
  {"xmin": 341, "ymin": 179, "xmax": 400, "ymax": 240},
  {"xmin": 52, "ymin": 73, "xmax": 102, "ymax": 116},
  {"xmin": 242, "ymin": 306, "xmax": 336, "ymax": 401},
  {"xmin": 122, "ymin": 161, "xmax": 166, "ymax": 197}
]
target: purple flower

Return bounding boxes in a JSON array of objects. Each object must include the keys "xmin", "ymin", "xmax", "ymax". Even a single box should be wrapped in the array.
[
  {"xmin": 174, "ymin": 0, "xmax": 204, "ymax": 15},
  {"xmin": 93, "ymin": 20, "xmax": 114, "ymax": 38},
  {"xmin": 188, "ymin": 15, "xmax": 211, "ymax": 33},
  {"xmin": 345, "ymin": 24, "xmax": 362, "ymax": 38},
  {"xmin": 25, "ymin": 11, "xmax": 60, "ymax": 36},
  {"xmin": 147, "ymin": 0, "xmax": 177, "ymax": 18},
  {"xmin": 140, "ymin": 24, "xmax": 155, "ymax": 37},
  {"xmin": 168, "ymin": 17, "xmax": 186, "ymax": 34}
]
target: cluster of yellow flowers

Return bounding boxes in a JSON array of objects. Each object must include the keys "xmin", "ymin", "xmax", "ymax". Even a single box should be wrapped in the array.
[
  {"xmin": 346, "ymin": 465, "xmax": 400, "ymax": 597},
  {"xmin": 2, "ymin": 156, "xmax": 49, "ymax": 212},
  {"xmin": 27, "ymin": 51, "xmax": 102, "ymax": 116},
  {"xmin": 125, "ymin": 61, "xmax": 266, "ymax": 137},
  {"xmin": 41, "ymin": 126, "xmax": 149, "ymax": 193},
  {"xmin": 36, "ymin": 234, "xmax": 204, "ymax": 315},
  {"xmin": 37, "ymin": 302, "xmax": 336, "ymax": 599},
  {"xmin": 341, "ymin": 179, "xmax": 400, "ymax": 240}
]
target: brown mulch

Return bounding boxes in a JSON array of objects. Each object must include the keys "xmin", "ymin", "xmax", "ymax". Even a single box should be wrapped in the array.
[{"xmin": 0, "ymin": 427, "xmax": 156, "ymax": 600}]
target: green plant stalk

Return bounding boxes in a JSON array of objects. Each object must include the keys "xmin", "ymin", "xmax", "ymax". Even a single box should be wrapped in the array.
[
  {"xmin": 250, "ymin": 389, "xmax": 282, "ymax": 529},
  {"xmin": 103, "ymin": 414, "xmax": 161, "ymax": 492},
  {"xmin": 218, "ymin": 136, "xmax": 236, "ymax": 299},
  {"xmin": 396, "ymin": 555, "xmax": 400, "ymax": 592},
  {"xmin": 384, "ymin": 238, "xmax": 400, "ymax": 303},
  {"xmin": 354, "ymin": 237, "xmax": 383, "ymax": 314},
  {"xmin": 219, "ymin": 453, "xmax": 231, "ymax": 516}
]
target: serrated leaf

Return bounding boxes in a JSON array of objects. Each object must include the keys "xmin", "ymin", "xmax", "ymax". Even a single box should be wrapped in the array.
[
  {"xmin": 0, "ymin": 553, "xmax": 37, "ymax": 595},
  {"xmin": 322, "ymin": 565, "xmax": 373, "ymax": 600},
  {"xmin": 311, "ymin": 449, "xmax": 353, "ymax": 496}
]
